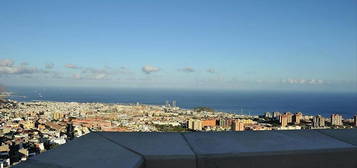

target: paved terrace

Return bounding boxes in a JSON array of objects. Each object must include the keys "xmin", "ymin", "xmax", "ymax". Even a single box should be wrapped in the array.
[{"xmin": 15, "ymin": 129, "xmax": 357, "ymax": 168}]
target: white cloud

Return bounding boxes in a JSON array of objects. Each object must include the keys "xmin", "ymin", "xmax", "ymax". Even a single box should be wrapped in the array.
[
  {"xmin": 179, "ymin": 67, "xmax": 195, "ymax": 73},
  {"xmin": 93, "ymin": 73, "xmax": 108, "ymax": 80},
  {"xmin": 82, "ymin": 68, "xmax": 108, "ymax": 74},
  {"xmin": 142, "ymin": 65, "xmax": 160, "ymax": 74},
  {"xmin": 65, "ymin": 64, "xmax": 81, "ymax": 69},
  {"xmin": 0, "ymin": 59, "xmax": 14, "ymax": 67},
  {"xmin": 71, "ymin": 73, "xmax": 110, "ymax": 80}
]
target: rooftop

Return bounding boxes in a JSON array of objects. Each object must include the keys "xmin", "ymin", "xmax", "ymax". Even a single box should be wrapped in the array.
[{"xmin": 14, "ymin": 129, "xmax": 357, "ymax": 168}]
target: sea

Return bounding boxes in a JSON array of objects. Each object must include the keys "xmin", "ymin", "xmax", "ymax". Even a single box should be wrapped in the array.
[{"xmin": 6, "ymin": 86, "xmax": 357, "ymax": 118}]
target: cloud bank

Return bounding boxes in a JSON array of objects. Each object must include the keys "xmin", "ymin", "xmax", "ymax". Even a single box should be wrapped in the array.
[{"xmin": 0, "ymin": 59, "xmax": 39, "ymax": 75}]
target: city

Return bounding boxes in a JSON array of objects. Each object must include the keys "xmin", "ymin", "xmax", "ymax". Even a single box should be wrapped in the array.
[
  {"xmin": 1, "ymin": 0, "xmax": 357, "ymax": 167},
  {"xmin": 1, "ymin": 98, "xmax": 356, "ymax": 167}
]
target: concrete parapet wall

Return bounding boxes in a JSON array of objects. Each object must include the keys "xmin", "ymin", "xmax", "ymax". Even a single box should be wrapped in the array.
[{"xmin": 14, "ymin": 129, "xmax": 357, "ymax": 168}]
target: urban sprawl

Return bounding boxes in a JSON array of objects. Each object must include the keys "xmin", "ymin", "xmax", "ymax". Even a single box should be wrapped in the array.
[{"xmin": 0, "ymin": 99, "xmax": 357, "ymax": 167}]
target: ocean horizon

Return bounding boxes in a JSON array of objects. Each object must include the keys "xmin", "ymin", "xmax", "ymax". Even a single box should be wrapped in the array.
[{"xmin": 6, "ymin": 86, "xmax": 357, "ymax": 118}]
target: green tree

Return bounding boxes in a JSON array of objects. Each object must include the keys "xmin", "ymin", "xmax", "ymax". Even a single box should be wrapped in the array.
[{"xmin": 194, "ymin": 106, "xmax": 215, "ymax": 112}]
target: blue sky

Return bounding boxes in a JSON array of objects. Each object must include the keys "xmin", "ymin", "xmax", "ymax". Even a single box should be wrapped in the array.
[{"xmin": 0, "ymin": 0, "xmax": 356, "ymax": 91}]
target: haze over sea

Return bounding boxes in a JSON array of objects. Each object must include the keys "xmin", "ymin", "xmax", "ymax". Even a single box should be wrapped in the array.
[{"xmin": 7, "ymin": 87, "xmax": 357, "ymax": 118}]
